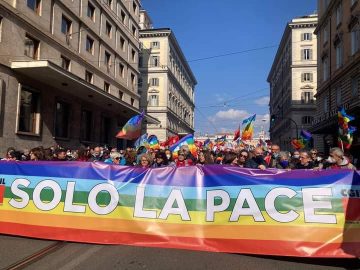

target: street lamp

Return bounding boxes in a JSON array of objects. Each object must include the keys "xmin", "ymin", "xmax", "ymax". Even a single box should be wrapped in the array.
[{"xmin": 270, "ymin": 114, "xmax": 299, "ymax": 139}]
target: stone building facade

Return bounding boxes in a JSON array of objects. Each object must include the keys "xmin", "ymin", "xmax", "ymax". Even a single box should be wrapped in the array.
[
  {"xmin": 268, "ymin": 14, "xmax": 319, "ymax": 151},
  {"xmin": 0, "ymin": 0, "xmax": 158, "ymax": 153}
]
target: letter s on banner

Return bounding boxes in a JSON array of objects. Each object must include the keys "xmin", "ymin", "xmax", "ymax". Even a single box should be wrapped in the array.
[
  {"xmin": 206, "ymin": 190, "xmax": 230, "ymax": 222},
  {"xmin": 9, "ymin": 178, "xmax": 30, "ymax": 209},
  {"xmin": 302, "ymin": 188, "xmax": 337, "ymax": 224}
]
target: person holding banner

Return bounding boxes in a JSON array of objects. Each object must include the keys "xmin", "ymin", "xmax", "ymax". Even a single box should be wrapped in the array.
[
  {"xmin": 327, "ymin": 147, "xmax": 356, "ymax": 170},
  {"xmin": 295, "ymin": 151, "xmax": 314, "ymax": 169},
  {"xmin": 152, "ymin": 152, "xmax": 169, "ymax": 168},
  {"xmin": 245, "ymin": 147, "xmax": 267, "ymax": 170},
  {"xmin": 175, "ymin": 150, "xmax": 193, "ymax": 167}
]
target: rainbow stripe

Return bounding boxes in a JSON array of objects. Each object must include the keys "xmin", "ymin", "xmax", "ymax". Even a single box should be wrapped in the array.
[
  {"xmin": 116, "ymin": 112, "xmax": 144, "ymax": 140},
  {"xmin": 147, "ymin": 135, "xmax": 160, "ymax": 150},
  {"xmin": 241, "ymin": 114, "xmax": 256, "ymax": 140},
  {"xmin": 0, "ymin": 161, "xmax": 359, "ymax": 258},
  {"xmin": 169, "ymin": 134, "xmax": 198, "ymax": 159}
]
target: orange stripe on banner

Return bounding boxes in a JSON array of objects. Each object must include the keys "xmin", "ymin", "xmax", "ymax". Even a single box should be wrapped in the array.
[
  {"xmin": 0, "ymin": 221, "xmax": 358, "ymax": 258},
  {"xmin": 0, "ymin": 210, "xmax": 359, "ymax": 243}
]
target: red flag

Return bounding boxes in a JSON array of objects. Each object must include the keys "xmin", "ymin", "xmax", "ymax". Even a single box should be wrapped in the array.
[
  {"xmin": 161, "ymin": 135, "xmax": 179, "ymax": 147},
  {"xmin": 233, "ymin": 126, "xmax": 240, "ymax": 141}
]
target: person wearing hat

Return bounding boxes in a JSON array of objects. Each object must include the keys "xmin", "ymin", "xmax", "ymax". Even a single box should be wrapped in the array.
[{"xmin": 152, "ymin": 151, "xmax": 169, "ymax": 168}]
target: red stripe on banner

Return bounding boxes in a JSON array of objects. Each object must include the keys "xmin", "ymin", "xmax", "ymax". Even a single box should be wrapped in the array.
[
  {"xmin": 0, "ymin": 221, "xmax": 358, "ymax": 258},
  {"xmin": 342, "ymin": 198, "xmax": 360, "ymax": 221},
  {"xmin": 0, "ymin": 184, "xmax": 5, "ymax": 204}
]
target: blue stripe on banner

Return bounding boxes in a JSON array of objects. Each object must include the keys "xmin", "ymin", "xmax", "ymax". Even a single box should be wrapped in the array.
[{"xmin": 0, "ymin": 162, "xmax": 357, "ymax": 187}]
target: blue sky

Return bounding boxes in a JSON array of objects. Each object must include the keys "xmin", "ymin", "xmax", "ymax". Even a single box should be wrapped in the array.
[{"xmin": 141, "ymin": 0, "xmax": 317, "ymax": 136}]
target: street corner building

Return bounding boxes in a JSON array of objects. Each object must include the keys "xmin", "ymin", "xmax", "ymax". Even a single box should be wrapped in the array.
[
  {"xmin": 0, "ymin": 0, "xmax": 159, "ymax": 153},
  {"xmin": 138, "ymin": 10, "xmax": 197, "ymax": 142},
  {"xmin": 268, "ymin": 14, "xmax": 319, "ymax": 151},
  {"xmin": 310, "ymin": 0, "xmax": 360, "ymax": 155}
]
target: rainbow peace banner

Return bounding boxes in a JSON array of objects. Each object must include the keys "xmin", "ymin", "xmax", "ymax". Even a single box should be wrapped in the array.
[{"xmin": 0, "ymin": 161, "xmax": 359, "ymax": 258}]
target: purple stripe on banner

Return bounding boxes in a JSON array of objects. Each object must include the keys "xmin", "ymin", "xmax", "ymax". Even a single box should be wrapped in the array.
[{"xmin": 0, "ymin": 162, "xmax": 357, "ymax": 187}]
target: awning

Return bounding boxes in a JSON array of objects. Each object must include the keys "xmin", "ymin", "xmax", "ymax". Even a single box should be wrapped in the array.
[{"xmin": 11, "ymin": 60, "xmax": 160, "ymax": 125}]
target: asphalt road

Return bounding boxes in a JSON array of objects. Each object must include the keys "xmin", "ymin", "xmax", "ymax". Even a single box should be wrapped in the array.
[{"xmin": 1, "ymin": 235, "xmax": 359, "ymax": 270}]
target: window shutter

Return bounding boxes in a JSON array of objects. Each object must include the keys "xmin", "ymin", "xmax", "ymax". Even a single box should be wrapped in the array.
[
  {"xmin": 301, "ymin": 49, "xmax": 304, "ymax": 60},
  {"xmin": 301, "ymin": 73, "xmax": 304, "ymax": 82},
  {"xmin": 301, "ymin": 33, "xmax": 304, "ymax": 41},
  {"xmin": 309, "ymin": 33, "xmax": 312, "ymax": 41},
  {"xmin": 309, "ymin": 49, "xmax": 313, "ymax": 60},
  {"xmin": 310, "ymin": 73, "xmax": 313, "ymax": 82}
]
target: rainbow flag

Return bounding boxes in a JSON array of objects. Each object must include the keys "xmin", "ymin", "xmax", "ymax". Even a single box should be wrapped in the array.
[
  {"xmin": 291, "ymin": 130, "xmax": 312, "ymax": 150},
  {"xmin": 0, "ymin": 162, "xmax": 359, "ymax": 258},
  {"xmin": 116, "ymin": 111, "xmax": 144, "ymax": 140},
  {"xmin": 147, "ymin": 135, "xmax": 160, "ymax": 150},
  {"xmin": 134, "ymin": 133, "xmax": 148, "ymax": 149},
  {"xmin": 169, "ymin": 134, "xmax": 198, "ymax": 159},
  {"xmin": 241, "ymin": 114, "xmax": 256, "ymax": 140},
  {"xmin": 338, "ymin": 107, "xmax": 356, "ymax": 150}
]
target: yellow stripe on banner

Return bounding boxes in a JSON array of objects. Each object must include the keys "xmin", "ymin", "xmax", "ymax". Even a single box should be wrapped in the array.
[
  {"xmin": 0, "ymin": 199, "xmax": 351, "ymax": 228},
  {"xmin": 0, "ymin": 209, "xmax": 359, "ymax": 243}
]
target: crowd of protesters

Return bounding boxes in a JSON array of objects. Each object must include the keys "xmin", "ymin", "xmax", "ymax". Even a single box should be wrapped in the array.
[{"xmin": 1, "ymin": 143, "xmax": 358, "ymax": 170}]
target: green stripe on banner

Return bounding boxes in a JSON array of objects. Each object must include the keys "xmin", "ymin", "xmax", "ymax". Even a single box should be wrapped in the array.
[{"xmin": 5, "ymin": 187, "xmax": 345, "ymax": 212}]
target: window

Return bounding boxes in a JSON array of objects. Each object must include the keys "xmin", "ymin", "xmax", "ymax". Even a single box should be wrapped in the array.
[
  {"xmin": 351, "ymin": 26, "xmax": 360, "ymax": 55},
  {"xmin": 132, "ymin": 2, "xmax": 137, "ymax": 13},
  {"xmin": 352, "ymin": 77, "xmax": 358, "ymax": 97},
  {"xmin": 54, "ymin": 101, "xmax": 70, "ymax": 138},
  {"xmin": 322, "ymin": 56, "xmax": 329, "ymax": 81},
  {"xmin": 302, "ymin": 33, "xmax": 312, "ymax": 41},
  {"xmin": 149, "ymin": 95, "xmax": 159, "ymax": 106},
  {"xmin": 85, "ymin": 70, "xmax": 93, "ymax": 83},
  {"xmin": 130, "ymin": 98, "xmax": 134, "ymax": 106},
  {"xmin": 61, "ymin": 15, "xmax": 72, "ymax": 36},
  {"xmin": 132, "ymin": 25, "xmax": 136, "ymax": 36},
  {"xmin": 119, "ymin": 90, "xmax": 123, "ymax": 100},
  {"xmin": 18, "ymin": 88, "xmax": 41, "ymax": 134},
  {"xmin": 131, "ymin": 49, "xmax": 136, "ymax": 62},
  {"xmin": 301, "ymin": 91, "xmax": 313, "ymax": 104},
  {"xmin": 86, "ymin": 35, "xmax": 94, "ymax": 54},
  {"xmin": 119, "ymin": 63, "xmax": 125, "ymax": 77},
  {"xmin": 120, "ymin": 10, "xmax": 126, "ymax": 24},
  {"xmin": 27, "ymin": 0, "xmax": 41, "ymax": 15},
  {"xmin": 302, "ymin": 73, "xmax": 313, "ymax": 82},
  {"xmin": 105, "ymin": 21, "xmax": 112, "ymax": 38},
  {"xmin": 131, "ymin": 73, "xmax": 136, "ymax": 87},
  {"xmin": 335, "ymin": 86, "xmax": 342, "ymax": 105},
  {"xmin": 323, "ymin": 23, "xmax": 328, "ymax": 44},
  {"xmin": 150, "ymin": 78, "xmax": 159, "ymax": 86},
  {"xmin": 151, "ymin": 56, "xmax": 159, "ymax": 67},
  {"xmin": 105, "ymin": 51, "xmax": 111, "ymax": 71},
  {"xmin": 24, "ymin": 34, "xmax": 40, "ymax": 60},
  {"xmin": 151, "ymin": 41, "xmax": 160, "ymax": 49},
  {"xmin": 302, "ymin": 116, "xmax": 313, "ymax": 125},
  {"xmin": 336, "ymin": 3, "xmax": 342, "ymax": 26},
  {"xmin": 302, "ymin": 49, "xmax": 312, "ymax": 60},
  {"xmin": 104, "ymin": 82, "xmax": 110, "ymax": 93},
  {"xmin": 120, "ymin": 36, "xmax": 125, "ymax": 51},
  {"xmin": 335, "ymin": 41, "xmax": 343, "ymax": 69},
  {"xmin": 100, "ymin": 116, "xmax": 111, "ymax": 144},
  {"xmin": 80, "ymin": 109, "xmax": 92, "ymax": 141},
  {"xmin": 61, "ymin": 55, "xmax": 70, "ymax": 71},
  {"xmin": 87, "ymin": 2, "xmax": 95, "ymax": 21}
]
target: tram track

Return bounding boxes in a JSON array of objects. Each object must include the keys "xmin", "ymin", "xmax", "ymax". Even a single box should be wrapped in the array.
[{"xmin": 3, "ymin": 241, "xmax": 67, "ymax": 270}]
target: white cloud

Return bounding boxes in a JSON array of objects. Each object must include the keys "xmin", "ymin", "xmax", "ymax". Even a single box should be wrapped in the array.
[
  {"xmin": 254, "ymin": 96, "xmax": 270, "ymax": 106},
  {"xmin": 204, "ymin": 109, "xmax": 270, "ymax": 137}
]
